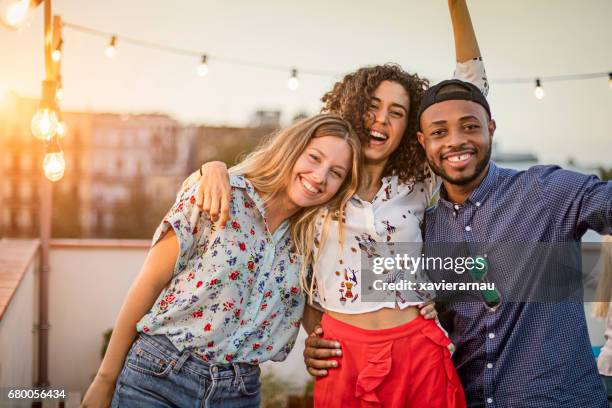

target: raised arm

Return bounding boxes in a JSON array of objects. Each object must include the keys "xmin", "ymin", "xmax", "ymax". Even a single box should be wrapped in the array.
[
  {"xmin": 448, "ymin": 0, "xmax": 488, "ymax": 96},
  {"xmin": 448, "ymin": 0, "xmax": 481, "ymax": 62}
]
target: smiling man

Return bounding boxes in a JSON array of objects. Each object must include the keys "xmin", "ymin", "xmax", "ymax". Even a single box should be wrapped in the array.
[{"xmin": 416, "ymin": 79, "xmax": 612, "ymax": 407}]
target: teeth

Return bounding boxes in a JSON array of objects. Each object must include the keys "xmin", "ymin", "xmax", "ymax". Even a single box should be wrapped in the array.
[
  {"xmin": 448, "ymin": 153, "xmax": 472, "ymax": 162},
  {"xmin": 370, "ymin": 131, "xmax": 387, "ymax": 141},
  {"xmin": 301, "ymin": 177, "xmax": 320, "ymax": 194}
]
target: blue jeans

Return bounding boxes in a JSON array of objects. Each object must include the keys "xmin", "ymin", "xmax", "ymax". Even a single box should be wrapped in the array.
[{"xmin": 111, "ymin": 333, "xmax": 261, "ymax": 408}]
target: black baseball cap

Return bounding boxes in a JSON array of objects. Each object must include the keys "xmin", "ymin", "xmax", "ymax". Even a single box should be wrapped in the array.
[{"xmin": 417, "ymin": 79, "xmax": 491, "ymax": 129}]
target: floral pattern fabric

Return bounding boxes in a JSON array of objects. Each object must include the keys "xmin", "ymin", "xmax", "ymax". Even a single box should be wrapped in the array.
[{"xmin": 137, "ymin": 176, "xmax": 304, "ymax": 364}]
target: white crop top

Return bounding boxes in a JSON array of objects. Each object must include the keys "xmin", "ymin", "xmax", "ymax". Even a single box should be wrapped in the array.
[{"xmin": 311, "ymin": 58, "xmax": 489, "ymax": 314}]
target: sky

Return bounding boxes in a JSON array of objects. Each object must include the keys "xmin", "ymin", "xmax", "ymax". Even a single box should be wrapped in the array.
[{"xmin": 0, "ymin": 0, "xmax": 610, "ymax": 166}]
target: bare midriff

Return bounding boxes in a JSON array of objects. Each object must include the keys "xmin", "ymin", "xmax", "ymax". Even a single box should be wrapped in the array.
[{"xmin": 326, "ymin": 304, "xmax": 420, "ymax": 330}]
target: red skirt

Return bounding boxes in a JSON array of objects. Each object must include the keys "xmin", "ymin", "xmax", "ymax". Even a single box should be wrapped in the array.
[{"xmin": 313, "ymin": 314, "xmax": 466, "ymax": 408}]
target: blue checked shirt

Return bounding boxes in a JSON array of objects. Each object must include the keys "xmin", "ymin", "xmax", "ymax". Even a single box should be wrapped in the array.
[{"xmin": 425, "ymin": 162, "xmax": 612, "ymax": 408}]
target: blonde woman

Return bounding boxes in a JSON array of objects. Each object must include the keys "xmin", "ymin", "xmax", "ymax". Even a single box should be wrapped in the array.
[
  {"xmin": 81, "ymin": 114, "xmax": 361, "ymax": 408},
  {"xmin": 595, "ymin": 235, "xmax": 612, "ymax": 405}
]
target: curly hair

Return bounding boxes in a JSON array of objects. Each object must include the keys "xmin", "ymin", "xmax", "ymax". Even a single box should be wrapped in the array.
[{"xmin": 321, "ymin": 63, "xmax": 430, "ymax": 183}]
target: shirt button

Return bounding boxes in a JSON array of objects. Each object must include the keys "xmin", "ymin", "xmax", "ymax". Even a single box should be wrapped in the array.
[
  {"xmin": 465, "ymin": 226, "xmax": 472, "ymax": 232},
  {"xmin": 454, "ymin": 204, "xmax": 460, "ymax": 210},
  {"xmin": 487, "ymin": 363, "xmax": 493, "ymax": 369},
  {"xmin": 212, "ymin": 366, "xmax": 218, "ymax": 373},
  {"xmin": 487, "ymin": 397, "xmax": 493, "ymax": 404},
  {"xmin": 488, "ymin": 333, "xmax": 495, "ymax": 339},
  {"xmin": 476, "ymin": 202, "xmax": 481, "ymax": 207}
]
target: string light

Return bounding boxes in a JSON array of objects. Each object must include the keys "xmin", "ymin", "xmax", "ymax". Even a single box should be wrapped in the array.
[
  {"xmin": 288, "ymin": 68, "xmax": 299, "ymax": 91},
  {"xmin": 43, "ymin": 136, "xmax": 65, "ymax": 181},
  {"xmin": 51, "ymin": 48, "xmax": 61, "ymax": 62},
  {"xmin": 56, "ymin": 111, "xmax": 66, "ymax": 138},
  {"xmin": 56, "ymin": 22, "xmax": 611, "ymax": 93},
  {"xmin": 105, "ymin": 35, "xmax": 117, "ymax": 58},
  {"xmin": 0, "ymin": 0, "xmax": 33, "ymax": 30},
  {"xmin": 534, "ymin": 78, "xmax": 545, "ymax": 100},
  {"xmin": 197, "ymin": 54, "xmax": 208, "ymax": 77},
  {"xmin": 31, "ymin": 80, "xmax": 59, "ymax": 140},
  {"xmin": 51, "ymin": 39, "xmax": 62, "ymax": 62}
]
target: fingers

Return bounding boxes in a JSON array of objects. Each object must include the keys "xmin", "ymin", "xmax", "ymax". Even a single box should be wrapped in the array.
[
  {"xmin": 196, "ymin": 183, "xmax": 205, "ymax": 210},
  {"xmin": 202, "ymin": 188, "xmax": 211, "ymax": 216},
  {"xmin": 419, "ymin": 302, "xmax": 438, "ymax": 320},
  {"xmin": 209, "ymin": 188, "xmax": 220, "ymax": 222},
  {"xmin": 307, "ymin": 367, "xmax": 329, "ymax": 377},
  {"xmin": 306, "ymin": 356, "xmax": 338, "ymax": 370},
  {"xmin": 219, "ymin": 196, "xmax": 230, "ymax": 229},
  {"xmin": 217, "ymin": 178, "xmax": 231, "ymax": 229}
]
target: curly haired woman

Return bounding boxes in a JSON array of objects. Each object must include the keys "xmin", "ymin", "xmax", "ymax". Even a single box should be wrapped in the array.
[{"xmin": 190, "ymin": 1, "xmax": 488, "ymax": 406}]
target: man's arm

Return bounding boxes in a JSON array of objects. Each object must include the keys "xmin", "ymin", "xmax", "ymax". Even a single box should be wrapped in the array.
[
  {"xmin": 448, "ymin": 0, "xmax": 481, "ymax": 62},
  {"xmin": 537, "ymin": 166, "xmax": 612, "ymax": 237}
]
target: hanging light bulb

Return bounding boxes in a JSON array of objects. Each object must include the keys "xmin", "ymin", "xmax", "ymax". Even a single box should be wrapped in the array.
[
  {"xmin": 0, "ymin": 0, "xmax": 32, "ymax": 31},
  {"xmin": 56, "ymin": 112, "xmax": 67, "ymax": 138},
  {"xmin": 105, "ymin": 35, "xmax": 117, "ymax": 59},
  {"xmin": 56, "ymin": 84, "xmax": 64, "ymax": 102},
  {"xmin": 31, "ymin": 80, "xmax": 59, "ymax": 140},
  {"xmin": 197, "ymin": 54, "xmax": 209, "ymax": 77},
  {"xmin": 288, "ymin": 68, "xmax": 299, "ymax": 91},
  {"xmin": 43, "ymin": 136, "xmax": 65, "ymax": 182},
  {"xmin": 52, "ymin": 40, "xmax": 62, "ymax": 62},
  {"xmin": 533, "ymin": 78, "xmax": 545, "ymax": 100},
  {"xmin": 608, "ymin": 73, "xmax": 612, "ymax": 90}
]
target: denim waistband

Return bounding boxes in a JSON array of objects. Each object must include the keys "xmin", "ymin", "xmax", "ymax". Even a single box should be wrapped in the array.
[{"xmin": 136, "ymin": 333, "xmax": 259, "ymax": 379}]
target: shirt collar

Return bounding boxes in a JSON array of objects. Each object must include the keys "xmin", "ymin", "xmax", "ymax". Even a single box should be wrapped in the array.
[
  {"xmin": 438, "ymin": 161, "xmax": 498, "ymax": 208},
  {"xmin": 230, "ymin": 175, "xmax": 289, "ymax": 239},
  {"xmin": 351, "ymin": 175, "xmax": 398, "ymax": 206},
  {"xmin": 230, "ymin": 175, "xmax": 265, "ymax": 214}
]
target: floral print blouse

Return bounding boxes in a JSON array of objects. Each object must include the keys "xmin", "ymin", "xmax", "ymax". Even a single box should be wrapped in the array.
[{"xmin": 137, "ymin": 176, "xmax": 304, "ymax": 364}]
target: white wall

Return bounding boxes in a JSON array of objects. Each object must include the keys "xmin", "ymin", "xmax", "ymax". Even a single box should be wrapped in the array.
[
  {"xmin": 0, "ymin": 254, "xmax": 39, "ymax": 392},
  {"xmin": 48, "ymin": 244, "xmax": 146, "ymax": 394}
]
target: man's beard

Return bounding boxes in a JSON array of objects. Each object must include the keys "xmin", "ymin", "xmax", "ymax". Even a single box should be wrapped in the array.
[{"xmin": 427, "ymin": 142, "xmax": 492, "ymax": 186}]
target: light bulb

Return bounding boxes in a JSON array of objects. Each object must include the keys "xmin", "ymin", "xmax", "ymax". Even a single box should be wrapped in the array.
[
  {"xmin": 197, "ymin": 55, "xmax": 208, "ymax": 77},
  {"xmin": 31, "ymin": 108, "xmax": 59, "ymax": 140},
  {"xmin": 0, "ymin": 0, "xmax": 30, "ymax": 31},
  {"xmin": 52, "ymin": 49, "xmax": 61, "ymax": 62},
  {"xmin": 43, "ymin": 151, "xmax": 65, "ymax": 181},
  {"xmin": 288, "ymin": 69, "xmax": 299, "ymax": 91},
  {"xmin": 533, "ymin": 79, "xmax": 545, "ymax": 100},
  {"xmin": 56, "ymin": 121, "xmax": 67, "ymax": 138},
  {"xmin": 105, "ymin": 35, "xmax": 117, "ymax": 59}
]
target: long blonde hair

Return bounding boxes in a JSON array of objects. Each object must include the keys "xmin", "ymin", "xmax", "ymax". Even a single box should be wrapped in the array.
[
  {"xmin": 229, "ymin": 114, "xmax": 362, "ymax": 294},
  {"xmin": 594, "ymin": 235, "xmax": 612, "ymax": 318}
]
